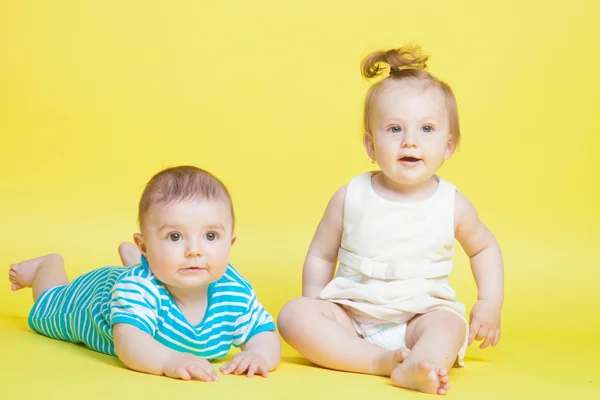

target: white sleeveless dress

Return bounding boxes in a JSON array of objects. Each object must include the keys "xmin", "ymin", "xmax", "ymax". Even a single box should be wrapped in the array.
[{"xmin": 317, "ymin": 171, "xmax": 468, "ymax": 365}]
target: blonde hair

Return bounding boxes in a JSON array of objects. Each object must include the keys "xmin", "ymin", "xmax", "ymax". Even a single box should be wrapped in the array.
[
  {"xmin": 138, "ymin": 165, "xmax": 234, "ymax": 231},
  {"xmin": 361, "ymin": 45, "xmax": 460, "ymax": 146}
]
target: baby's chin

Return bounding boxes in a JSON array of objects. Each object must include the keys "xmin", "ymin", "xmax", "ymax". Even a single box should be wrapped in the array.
[
  {"xmin": 382, "ymin": 172, "xmax": 434, "ymax": 187},
  {"xmin": 176, "ymin": 269, "xmax": 228, "ymax": 286}
]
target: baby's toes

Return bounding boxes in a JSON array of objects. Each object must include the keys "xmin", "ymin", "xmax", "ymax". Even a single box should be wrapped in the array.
[
  {"xmin": 393, "ymin": 348, "xmax": 411, "ymax": 363},
  {"xmin": 11, "ymin": 283, "xmax": 23, "ymax": 291},
  {"xmin": 437, "ymin": 367, "xmax": 451, "ymax": 393},
  {"xmin": 416, "ymin": 360, "xmax": 433, "ymax": 375}
]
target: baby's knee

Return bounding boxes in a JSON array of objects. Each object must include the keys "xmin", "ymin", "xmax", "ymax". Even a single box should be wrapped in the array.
[
  {"xmin": 430, "ymin": 312, "xmax": 467, "ymax": 339},
  {"xmin": 277, "ymin": 297, "xmax": 306, "ymax": 335}
]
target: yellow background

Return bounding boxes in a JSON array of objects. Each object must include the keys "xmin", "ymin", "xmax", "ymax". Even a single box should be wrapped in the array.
[{"xmin": 1, "ymin": 0, "xmax": 599, "ymax": 398}]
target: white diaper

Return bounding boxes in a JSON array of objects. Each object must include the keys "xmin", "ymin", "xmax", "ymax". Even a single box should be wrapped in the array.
[
  {"xmin": 363, "ymin": 324, "xmax": 408, "ymax": 351},
  {"xmin": 362, "ymin": 322, "xmax": 466, "ymax": 367}
]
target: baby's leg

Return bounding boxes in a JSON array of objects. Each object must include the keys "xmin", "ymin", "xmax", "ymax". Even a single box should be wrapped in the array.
[
  {"xmin": 8, "ymin": 254, "xmax": 69, "ymax": 301},
  {"xmin": 278, "ymin": 297, "xmax": 409, "ymax": 376},
  {"xmin": 391, "ymin": 310, "xmax": 466, "ymax": 395},
  {"xmin": 118, "ymin": 242, "xmax": 141, "ymax": 266}
]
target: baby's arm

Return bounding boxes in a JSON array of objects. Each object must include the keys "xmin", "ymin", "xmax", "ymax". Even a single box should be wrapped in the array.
[
  {"xmin": 111, "ymin": 275, "xmax": 217, "ymax": 381},
  {"xmin": 114, "ymin": 323, "xmax": 218, "ymax": 381},
  {"xmin": 220, "ymin": 330, "xmax": 281, "ymax": 378},
  {"xmin": 454, "ymin": 192, "xmax": 504, "ymax": 349},
  {"xmin": 242, "ymin": 330, "xmax": 281, "ymax": 370},
  {"xmin": 302, "ymin": 185, "xmax": 347, "ymax": 298},
  {"xmin": 221, "ymin": 284, "xmax": 281, "ymax": 378}
]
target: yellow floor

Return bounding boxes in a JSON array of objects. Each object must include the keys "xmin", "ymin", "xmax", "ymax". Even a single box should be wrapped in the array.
[{"xmin": 1, "ymin": 296, "xmax": 598, "ymax": 399}]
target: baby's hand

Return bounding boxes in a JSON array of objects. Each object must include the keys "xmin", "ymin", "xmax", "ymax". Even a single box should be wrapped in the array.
[
  {"xmin": 162, "ymin": 352, "xmax": 218, "ymax": 382},
  {"xmin": 468, "ymin": 300, "xmax": 501, "ymax": 349},
  {"xmin": 220, "ymin": 351, "xmax": 269, "ymax": 378}
]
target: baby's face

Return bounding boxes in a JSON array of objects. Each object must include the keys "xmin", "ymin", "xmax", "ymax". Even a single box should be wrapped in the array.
[
  {"xmin": 138, "ymin": 199, "xmax": 235, "ymax": 290},
  {"xmin": 365, "ymin": 79, "xmax": 455, "ymax": 187}
]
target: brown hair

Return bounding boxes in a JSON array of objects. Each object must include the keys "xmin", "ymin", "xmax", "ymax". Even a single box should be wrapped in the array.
[
  {"xmin": 361, "ymin": 45, "xmax": 460, "ymax": 146},
  {"xmin": 138, "ymin": 165, "xmax": 235, "ymax": 231}
]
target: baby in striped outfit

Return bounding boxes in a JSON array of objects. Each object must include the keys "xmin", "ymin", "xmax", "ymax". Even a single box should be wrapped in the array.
[{"xmin": 8, "ymin": 165, "xmax": 280, "ymax": 382}]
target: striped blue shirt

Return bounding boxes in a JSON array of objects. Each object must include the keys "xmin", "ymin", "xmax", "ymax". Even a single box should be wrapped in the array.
[{"xmin": 28, "ymin": 257, "xmax": 276, "ymax": 360}]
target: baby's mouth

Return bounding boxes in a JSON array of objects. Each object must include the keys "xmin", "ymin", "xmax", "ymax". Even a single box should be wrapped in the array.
[
  {"xmin": 181, "ymin": 266, "xmax": 206, "ymax": 271},
  {"xmin": 399, "ymin": 156, "xmax": 421, "ymax": 163}
]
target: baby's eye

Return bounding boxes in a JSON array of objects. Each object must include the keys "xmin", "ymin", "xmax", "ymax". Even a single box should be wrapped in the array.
[
  {"xmin": 389, "ymin": 126, "xmax": 402, "ymax": 134},
  {"xmin": 421, "ymin": 125, "xmax": 434, "ymax": 133},
  {"xmin": 169, "ymin": 233, "xmax": 182, "ymax": 242},
  {"xmin": 204, "ymin": 232, "xmax": 218, "ymax": 241}
]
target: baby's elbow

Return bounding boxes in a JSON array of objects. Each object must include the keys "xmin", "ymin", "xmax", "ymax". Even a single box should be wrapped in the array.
[{"xmin": 480, "ymin": 224, "xmax": 500, "ymax": 251}]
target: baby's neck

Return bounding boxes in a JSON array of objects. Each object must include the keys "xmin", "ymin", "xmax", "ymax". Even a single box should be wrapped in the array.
[
  {"xmin": 375, "ymin": 174, "xmax": 439, "ymax": 202},
  {"xmin": 167, "ymin": 284, "xmax": 209, "ymax": 306},
  {"xmin": 166, "ymin": 284, "xmax": 210, "ymax": 325}
]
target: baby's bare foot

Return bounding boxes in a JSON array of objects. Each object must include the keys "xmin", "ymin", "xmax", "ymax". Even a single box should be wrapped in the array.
[
  {"xmin": 391, "ymin": 360, "xmax": 450, "ymax": 395},
  {"xmin": 8, "ymin": 254, "xmax": 60, "ymax": 291},
  {"xmin": 393, "ymin": 348, "xmax": 411, "ymax": 363}
]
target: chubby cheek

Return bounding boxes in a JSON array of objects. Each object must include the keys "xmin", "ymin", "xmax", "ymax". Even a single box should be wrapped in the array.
[
  {"xmin": 374, "ymin": 142, "xmax": 394, "ymax": 160},
  {"xmin": 426, "ymin": 145, "xmax": 449, "ymax": 164},
  {"xmin": 146, "ymin": 243, "xmax": 179, "ymax": 271},
  {"xmin": 210, "ymin": 243, "xmax": 232, "ymax": 271}
]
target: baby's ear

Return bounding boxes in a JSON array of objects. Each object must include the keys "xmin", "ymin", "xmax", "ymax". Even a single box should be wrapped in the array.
[
  {"xmin": 133, "ymin": 233, "xmax": 147, "ymax": 254},
  {"xmin": 363, "ymin": 131, "xmax": 376, "ymax": 161},
  {"xmin": 445, "ymin": 137, "xmax": 457, "ymax": 160},
  {"xmin": 231, "ymin": 234, "xmax": 237, "ymax": 246}
]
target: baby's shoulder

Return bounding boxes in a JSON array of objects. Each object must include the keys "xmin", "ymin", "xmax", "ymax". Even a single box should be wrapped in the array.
[
  {"xmin": 452, "ymin": 188, "xmax": 480, "ymax": 228},
  {"xmin": 108, "ymin": 265, "xmax": 162, "ymax": 313},
  {"xmin": 112, "ymin": 264, "xmax": 160, "ymax": 294},
  {"xmin": 446, "ymin": 180, "xmax": 472, "ymax": 208},
  {"xmin": 116, "ymin": 263, "xmax": 154, "ymax": 280},
  {"xmin": 330, "ymin": 183, "xmax": 349, "ymax": 205},
  {"xmin": 213, "ymin": 264, "xmax": 255, "ymax": 298}
]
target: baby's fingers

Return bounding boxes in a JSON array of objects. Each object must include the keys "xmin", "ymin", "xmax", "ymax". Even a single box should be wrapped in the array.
[
  {"xmin": 246, "ymin": 359, "xmax": 269, "ymax": 378},
  {"xmin": 187, "ymin": 364, "xmax": 217, "ymax": 382},
  {"xmin": 246, "ymin": 360, "xmax": 258, "ymax": 378},
  {"xmin": 220, "ymin": 358, "xmax": 240, "ymax": 375},
  {"xmin": 257, "ymin": 363, "xmax": 269, "ymax": 378},
  {"xmin": 206, "ymin": 364, "xmax": 219, "ymax": 381},
  {"xmin": 492, "ymin": 329, "xmax": 501, "ymax": 347},
  {"xmin": 166, "ymin": 367, "xmax": 191, "ymax": 381},
  {"xmin": 234, "ymin": 356, "xmax": 252, "ymax": 375},
  {"xmin": 468, "ymin": 320, "xmax": 480, "ymax": 345},
  {"xmin": 475, "ymin": 325, "xmax": 489, "ymax": 342},
  {"xmin": 480, "ymin": 328, "xmax": 496, "ymax": 349}
]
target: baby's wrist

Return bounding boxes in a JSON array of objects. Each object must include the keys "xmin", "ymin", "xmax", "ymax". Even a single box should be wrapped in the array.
[
  {"xmin": 302, "ymin": 287, "xmax": 322, "ymax": 298},
  {"xmin": 477, "ymin": 297, "xmax": 503, "ymax": 308},
  {"xmin": 161, "ymin": 350, "xmax": 182, "ymax": 371}
]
